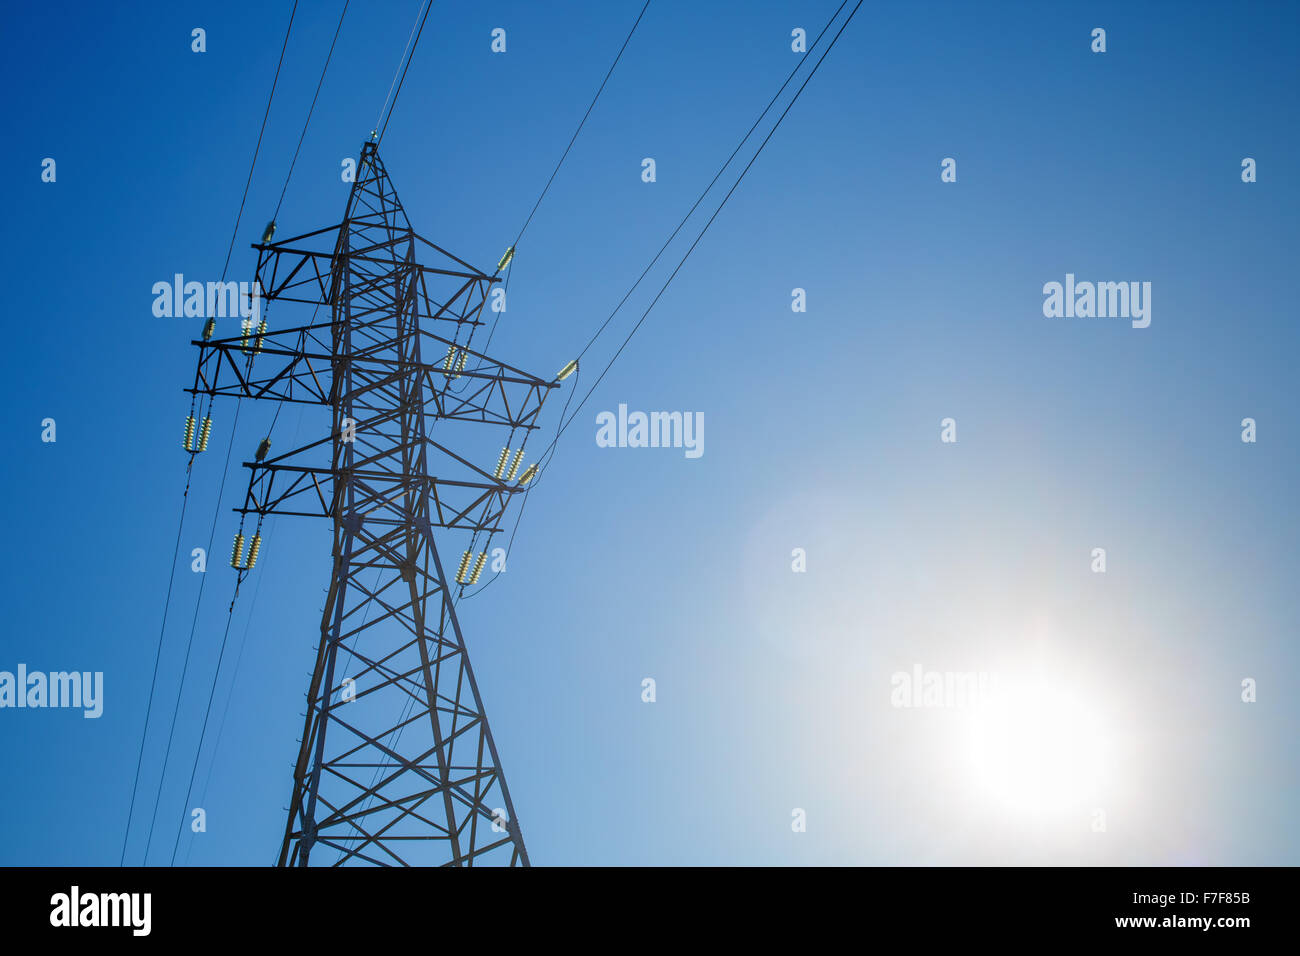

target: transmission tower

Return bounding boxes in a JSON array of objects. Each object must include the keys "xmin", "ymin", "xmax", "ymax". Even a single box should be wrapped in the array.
[{"xmin": 187, "ymin": 141, "xmax": 566, "ymax": 866}]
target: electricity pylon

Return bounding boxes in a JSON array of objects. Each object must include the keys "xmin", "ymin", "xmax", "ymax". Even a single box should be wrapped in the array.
[{"xmin": 187, "ymin": 141, "xmax": 564, "ymax": 866}]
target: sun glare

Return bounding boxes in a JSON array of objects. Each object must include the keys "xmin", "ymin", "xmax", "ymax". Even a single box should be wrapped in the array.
[{"xmin": 966, "ymin": 674, "xmax": 1112, "ymax": 819}]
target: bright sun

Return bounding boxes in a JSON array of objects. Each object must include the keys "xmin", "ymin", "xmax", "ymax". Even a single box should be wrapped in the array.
[{"xmin": 966, "ymin": 675, "xmax": 1112, "ymax": 818}]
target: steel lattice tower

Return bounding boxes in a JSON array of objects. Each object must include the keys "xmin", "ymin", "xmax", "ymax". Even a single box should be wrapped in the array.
[{"xmin": 187, "ymin": 142, "xmax": 560, "ymax": 865}]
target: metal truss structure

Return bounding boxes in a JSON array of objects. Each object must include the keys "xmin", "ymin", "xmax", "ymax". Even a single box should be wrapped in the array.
[{"xmin": 188, "ymin": 141, "xmax": 559, "ymax": 866}]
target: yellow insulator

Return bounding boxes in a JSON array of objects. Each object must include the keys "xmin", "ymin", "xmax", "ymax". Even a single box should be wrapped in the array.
[
  {"xmin": 262, "ymin": 220, "xmax": 277, "ymax": 244},
  {"xmin": 506, "ymin": 449, "xmax": 525, "ymax": 481},
  {"xmin": 444, "ymin": 344, "xmax": 456, "ymax": 370},
  {"xmin": 184, "ymin": 416, "xmax": 195, "ymax": 451},
  {"xmin": 202, "ymin": 318, "xmax": 216, "ymax": 340},
  {"xmin": 493, "ymin": 448, "xmax": 509, "ymax": 479},
  {"xmin": 240, "ymin": 319, "xmax": 252, "ymax": 353},
  {"xmin": 497, "ymin": 246, "xmax": 515, "ymax": 272},
  {"xmin": 455, "ymin": 549, "xmax": 473, "ymax": 584},
  {"xmin": 518, "ymin": 463, "xmax": 539, "ymax": 485},
  {"xmin": 230, "ymin": 532, "xmax": 245, "ymax": 569},
  {"xmin": 469, "ymin": 551, "xmax": 488, "ymax": 585},
  {"xmin": 246, "ymin": 533, "xmax": 262, "ymax": 570},
  {"xmin": 456, "ymin": 352, "xmax": 467, "ymax": 372},
  {"xmin": 556, "ymin": 359, "xmax": 578, "ymax": 381},
  {"xmin": 254, "ymin": 318, "xmax": 267, "ymax": 352},
  {"xmin": 199, "ymin": 417, "xmax": 212, "ymax": 452}
]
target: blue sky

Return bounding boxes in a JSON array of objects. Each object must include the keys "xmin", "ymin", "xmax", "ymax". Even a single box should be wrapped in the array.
[{"xmin": 2, "ymin": 0, "xmax": 1297, "ymax": 865}]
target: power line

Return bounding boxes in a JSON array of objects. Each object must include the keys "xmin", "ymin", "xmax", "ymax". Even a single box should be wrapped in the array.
[
  {"xmin": 221, "ymin": 0, "xmax": 300, "ymax": 281},
  {"xmin": 374, "ymin": 0, "xmax": 427, "ymax": 132},
  {"xmin": 119, "ymin": 468, "xmax": 193, "ymax": 865},
  {"xmin": 476, "ymin": 1, "xmax": 650, "ymax": 361},
  {"xmin": 122, "ymin": 0, "xmax": 300, "ymax": 868},
  {"xmin": 570, "ymin": 0, "xmax": 849, "ymax": 370},
  {"xmin": 377, "ymin": 0, "xmax": 435, "ymax": 144},
  {"xmin": 141, "ymin": 0, "xmax": 303, "ymax": 849},
  {"xmin": 183, "ymin": 398, "xmax": 303, "ymax": 865},
  {"xmin": 275, "ymin": 0, "xmax": 351, "ymax": 219},
  {"xmin": 509, "ymin": 0, "xmax": 651, "ymax": 253},
  {"xmin": 169, "ymin": 568, "xmax": 250, "ymax": 865},
  {"xmin": 553, "ymin": 0, "xmax": 863, "ymax": 449},
  {"xmin": 464, "ymin": 0, "xmax": 861, "ymax": 578},
  {"xmin": 183, "ymin": 539, "xmax": 267, "ymax": 865},
  {"xmin": 140, "ymin": 402, "xmax": 243, "ymax": 865}
]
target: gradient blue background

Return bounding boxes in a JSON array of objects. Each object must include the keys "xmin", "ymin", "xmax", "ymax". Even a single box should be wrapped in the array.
[{"xmin": 2, "ymin": 0, "xmax": 1297, "ymax": 865}]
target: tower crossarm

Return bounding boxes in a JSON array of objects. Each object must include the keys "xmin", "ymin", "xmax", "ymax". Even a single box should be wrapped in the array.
[
  {"xmin": 236, "ymin": 458, "xmax": 525, "ymax": 532},
  {"xmin": 187, "ymin": 323, "xmax": 335, "ymax": 405},
  {"xmin": 250, "ymin": 224, "xmax": 493, "ymax": 308},
  {"xmin": 189, "ymin": 328, "xmax": 558, "ymax": 424}
]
